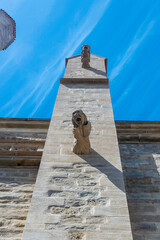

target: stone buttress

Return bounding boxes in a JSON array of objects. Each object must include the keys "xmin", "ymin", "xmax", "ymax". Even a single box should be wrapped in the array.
[{"xmin": 22, "ymin": 51, "xmax": 133, "ymax": 239}]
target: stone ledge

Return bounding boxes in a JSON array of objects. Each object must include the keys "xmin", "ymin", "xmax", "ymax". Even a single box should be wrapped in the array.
[
  {"xmin": 60, "ymin": 78, "xmax": 109, "ymax": 85},
  {"xmin": 115, "ymin": 121, "xmax": 160, "ymax": 143}
]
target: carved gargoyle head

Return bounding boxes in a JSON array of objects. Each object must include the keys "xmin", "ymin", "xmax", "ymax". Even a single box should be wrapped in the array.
[
  {"xmin": 72, "ymin": 110, "xmax": 91, "ymax": 154},
  {"xmin": 72, "ymin": 110, "xmax": 88, "ymax": 128},
  {"xmin": 81, "ymin": 45, "xmax": 91, "ymax": 68}
]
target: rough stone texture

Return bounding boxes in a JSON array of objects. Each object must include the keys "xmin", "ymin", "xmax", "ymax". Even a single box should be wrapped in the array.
[
  {"xmin": 22, "ymin": 54, "xmax": 133, "ymax": 240},
  {"xmin": 0, "ymin": 9, "xmax": 16, "ymax": 51},
  {"xmin": 0, "ymin": 118, "xmax": 49, "ymax": 167},
  {"xmin": 0, "ymin": 119, "xmax": 49, "ymax": 240},
  {"xmin": 120, "ymin": 144, "xmax": 160, "ymax": 240},
  {"xmin": 116, "ymin": 121, "xmax": 160, "ymax": 240},
  {"xmin": 1, "ymin": 118, "xmax": 160, "ymax": 240},
  {"xmin": 65, "ymin": 54, "xmax": 107, "ymax": 79},
  {"xmin": 116, "ymin": 121, "xmax": 160, "ymax": 144},
  {"xmin": 0, "ymin": 168, "xmax": 38, "ymax": 240}
]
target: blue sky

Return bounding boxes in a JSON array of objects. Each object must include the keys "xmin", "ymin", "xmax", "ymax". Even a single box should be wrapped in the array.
[{"xmin": 0, "ymin": 0, "xmax": 160, "ymax": 120}]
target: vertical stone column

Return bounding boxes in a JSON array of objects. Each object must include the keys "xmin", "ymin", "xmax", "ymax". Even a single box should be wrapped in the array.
[{"xmin": 22, "ymin": 51, "xmax": 133, "ymax": 240}]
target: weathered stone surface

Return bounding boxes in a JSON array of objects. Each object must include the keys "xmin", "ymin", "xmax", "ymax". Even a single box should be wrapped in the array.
[
  {"xmin": 115, "ymin": 120, "xmax": 160, "ymax": 143},
  {"xmin": 1, "ymin": 118, "xmax": 160, "ymax": 239},
  {"xmin": 0, "ymin": 168, "xmax": 38, "ymax": 240},
  {"xmin": 0, "ymin": 118, "xmax": 49, "ymax": 167},
  {"xmin": 118, "ymin": 138, "xmax": 160, "ymax": 239},
  {"xmin": 0, "ymin": 119, "xmax": 49, "ymax": 240},
  {"xmin": 0, "ymin": 9, "xmax": 16, "ymax": 50},
  {"xmin": 22, "ymin": 52, "xmax": 132, "ymax": 239},
  {"xmin": 65, "ymin": 54, "xmax": 107, "ymax": 79}
]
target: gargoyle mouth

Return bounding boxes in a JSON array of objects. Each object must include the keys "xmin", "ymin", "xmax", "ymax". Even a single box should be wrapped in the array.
[
  {"xmin": 72, "ymin": 110, "xmax": 86, "ymax": 126},
  {"xmin": 76, "ymin": 117, "xmax": 81, "ymax": 123}
]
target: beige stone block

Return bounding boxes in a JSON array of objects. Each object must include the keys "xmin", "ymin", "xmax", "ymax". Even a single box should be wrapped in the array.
[
  {"xmin": 100, "ymin": 223, "xmax": 132, "ymax": 231},
  {"xmin": 22, "ymin": 230, "xmax": 69, "ymax": 240},
  {"xmin": 107, "ymin": 216, "xmax": 131, "ymax": 225},
  {"xmin": 92, "ymin": 206, "xmax": 110, "ymax": 216},
  {"xmin": 85, "ymin": 232, "xmax": 133, "ymax": 240},
  {"xmin": 100, "ymin": 190, "xmax": 126, "ymax": 198}
]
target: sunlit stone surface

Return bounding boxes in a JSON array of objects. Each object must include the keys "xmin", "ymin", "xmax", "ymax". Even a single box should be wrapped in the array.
[{"xmin": 22, "ymin": 50, "xmax": 133, "ymax": 240}]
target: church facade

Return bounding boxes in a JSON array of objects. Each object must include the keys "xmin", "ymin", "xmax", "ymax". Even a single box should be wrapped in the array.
[
  {"xmin": 0, "ymin": 119, "xmax": 160, "ymax": 240},
  {"xmin": 0, "ymin": 48, "xmax": 160, "ymax": 240}
]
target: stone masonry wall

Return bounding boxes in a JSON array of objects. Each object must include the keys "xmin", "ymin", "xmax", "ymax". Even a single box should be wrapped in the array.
[
  {"xmin": 0, "ymin": 167, "xmax": 38, "ymax": 240},
  {"xmin": 1, "ymin": 116, "xmax": 160, "ymax": 240},
  {"xmin": 116, "ymin": 121, "xmax": 160, "ymax": 240},
  {"xmin": 65, "ymin": 54, "xmax": 106, "ymax": 79},
  {"xmin": 120, "ymin": 144, "xmax": 160, "ymax": 240},
  {"xmin": 0, "ymin": 119, "xmax": 49, "ymax": 240},
  {"xmin": 22, "ymin": 82, "xmax": 133, "ymax": 240}
]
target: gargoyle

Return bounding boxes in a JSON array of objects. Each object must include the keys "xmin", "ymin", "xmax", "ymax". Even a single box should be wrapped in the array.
[
  {"xmin": 72, "ymin": 110, "xmax": 91, "ymax": 154},
  {"xmin": 81, "ymin": 45, "xmax": 91, "ymax": 68}
]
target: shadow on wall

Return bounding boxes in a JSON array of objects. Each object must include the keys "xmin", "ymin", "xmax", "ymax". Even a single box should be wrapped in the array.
[
  {"xmin": 87, "ymin": 67, "xmax": 106, "ymax": 77},
  {"xmin": 119, "ymin": 143, "xmax": 160, "ymax": 240},
  {"xmin": 64, "ymin": 83, "xmax": 109, "ymax": 89},
  {"xmin": 78, "ymin": 148, "xmax": 125, "ymax": 192}
]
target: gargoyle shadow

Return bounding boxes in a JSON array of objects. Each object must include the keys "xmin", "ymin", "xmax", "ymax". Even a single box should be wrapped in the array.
[
  {"xmin": 78, "ymin": 148, "xmax": 125, "ymax": 192},
  {"xmin": 88, "ymin": 67, "xmax": 106, "ymax": 77}
]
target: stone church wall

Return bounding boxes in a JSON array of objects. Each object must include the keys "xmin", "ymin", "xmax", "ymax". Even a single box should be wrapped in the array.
[
  {"xmin": 0, "ymin": 168, "xmax": 38, "ymax": 240},
  {"xmin": 116, "ymin": 121, "xmax": 160, "ymax": 240},
  {"xmin": 120, "ymin": 143, "xmax": 160, "ymax": 240},
  {"xmin": 0, "ymin": 118, "xmax": 49, "ymax": 240},
  {"xmin": 0, "ymin": 119, "xmax": 160, "ymax": 240}
]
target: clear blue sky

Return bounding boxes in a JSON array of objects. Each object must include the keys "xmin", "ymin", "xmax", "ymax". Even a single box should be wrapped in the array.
[{"xmin": 0, "ymin": 0, "xmax": 160, "ymax": 120}]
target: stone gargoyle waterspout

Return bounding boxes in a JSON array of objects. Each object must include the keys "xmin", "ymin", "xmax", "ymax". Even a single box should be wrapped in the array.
[
  {"xmin": 72, "ymin": 110, "xmax": 91, "ymax": 155},
  {"xmin": 81, "ymin": 45, "xmax": 90, "ymax": 68}
]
